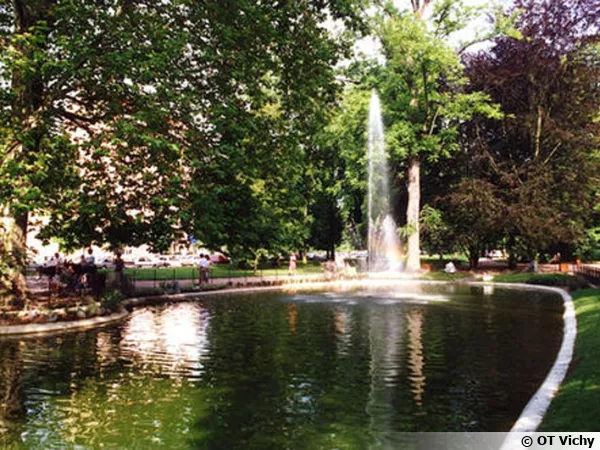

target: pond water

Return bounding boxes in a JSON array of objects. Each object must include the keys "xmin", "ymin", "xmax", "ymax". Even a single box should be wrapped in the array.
[{"xmin": 0, "ymin": 283, "xmax": 563, "ymax": 449}]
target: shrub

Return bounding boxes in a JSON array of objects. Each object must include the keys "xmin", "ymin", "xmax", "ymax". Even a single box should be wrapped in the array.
[
  {"xmin": 525, "ymin": 274, "xmax": 589, "ymax": 290},
  {"xmin": 159, "ymin": 281, "xmax": 180, "ymax": 294},
  {"xmin": 575, "ymin": 227, "xmax": 600, "ymax": 262},
  {"xmin": 101, "ymin": 290, "xmax": 123, "ymax": 312}
]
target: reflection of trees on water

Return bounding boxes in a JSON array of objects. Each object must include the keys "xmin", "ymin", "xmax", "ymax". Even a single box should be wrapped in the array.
[
  {"xmin": 0, "ymin": 289, "xmax": 565, "ymax": 447},
  {"xmin": 0, "ymin": 342, "xmax": 24, "ymax": 444},
  {"xmin": 287, "ymin": 303, "xmax": 297, "ymax": 334},
  {"xmin": 407, "ymin": 309, "xmax": 425, "ymax": 408},
  {"xmin": 189, "ymin": 298, "xmax": 375, "ymax": 449},
  {"xmin": 0, "ymin": 305, "xmax": 213, "ymax": 448}
]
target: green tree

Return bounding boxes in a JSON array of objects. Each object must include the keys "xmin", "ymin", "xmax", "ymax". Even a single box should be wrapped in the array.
[
  {"xmin": 312, "ymin": 84, "xmax": 374, "ymax": 254},
  {"xmin": 178, "ymin": 1, "xmax": 369, "ymax": 267},
  {"xmin": 419, "ymin": 204, "xmax": 454, "ymax": 259},
  {"xmin": 1, "ymin": 0, "xmax": 195, "ymax": 297},
  {"xmin": 376, "ymin": 0, "xmax": 502, "ymax": 271},
  {"xmin": 464, "ymin": 0, "xmax": 600, "ymax": 262},
  {"xmin": 0, "ymin": 1, "xmax": 369, "ymax": 295}
]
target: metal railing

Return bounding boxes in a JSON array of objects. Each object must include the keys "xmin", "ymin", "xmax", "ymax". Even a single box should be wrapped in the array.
[
  {"xmin": 114, "ymin": 264, "xmax": 326, "ymax": 298},
  {"xmin": 32, "ymin": 261, "xmax": 357, "ymax": 299},
  {"xmin": 574, "ymin": 264, "xmax": 600, "ymax": 285}
]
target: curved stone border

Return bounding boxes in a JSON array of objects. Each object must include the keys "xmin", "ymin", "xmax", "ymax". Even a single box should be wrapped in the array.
[
  {"xmin": 0, "ymin": 277, "xmax": 576, "ymax": 432},
  {"xmin": 0, "ymin": 310, "xmax": 129, "ymax": 338},
  {"xmin": 488, "ymin": 283, "xmax": 576, "ymax": 432}
]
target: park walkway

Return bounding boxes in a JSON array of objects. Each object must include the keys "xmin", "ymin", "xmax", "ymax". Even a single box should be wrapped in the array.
[
  {"xmin": 27, "ymin": 258, "xmax": 595, "ymax": 297},
  {"xmin": 25, "ymin": 272, "xmax": 331, "ymax": 296}
]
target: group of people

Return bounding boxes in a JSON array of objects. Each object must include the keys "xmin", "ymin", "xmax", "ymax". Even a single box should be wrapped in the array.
[
  {"xmin": 37, "ymin": 248, "xmax": 98, "ymax": 294},
  {"xmin": 198, "ymin": 253, "xmax": 212, "ymax": 284}
]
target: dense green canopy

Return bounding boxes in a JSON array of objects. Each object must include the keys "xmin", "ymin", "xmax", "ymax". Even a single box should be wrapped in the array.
[
  {"xmin": 0, "ymin": 0, "xmax": 599, "ymax": 299},
  {"xmin": 0, "ymin": 0, "xmax": 369, "ymax": 293}
]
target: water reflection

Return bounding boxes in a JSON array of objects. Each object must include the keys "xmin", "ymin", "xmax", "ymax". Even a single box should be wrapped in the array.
[
  {"xmin": 407, "ymin": 309, "xmax": 425, "ymax": 408},
  {"xmin": 0, "ymin": 285, "xmax": 564, "ymax": 448},
  {"xmin": 287, "ymin": 304, "xmax": 298, "ymax": 334},
  {"xmin": 0, "ymin": 342, "xmax": 24, "ymax": 443},
  {"xmin": 483, "ymin": 285, "xmax": 495, "ymax": 296},
  {"xmin": 120, "ymin": 302, "xmax": 210, "ymax": 379},
  {"xmin": 367, "ymin": 301, "xmax": 405, "ymax": 447}
]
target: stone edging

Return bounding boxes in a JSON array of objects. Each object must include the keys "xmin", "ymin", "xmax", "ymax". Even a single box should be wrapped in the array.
[
  {"xmin": 0, "ymin": 310, "xmax": 129, "ymax": 338},
  {"xmin": 487, "ymin": 283, "xmax": 576, "ymax": 433}
]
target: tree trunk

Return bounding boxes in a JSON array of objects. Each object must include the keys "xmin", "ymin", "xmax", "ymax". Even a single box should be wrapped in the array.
[
  {"xmin": 406, "ymin": 155, "xmax": 421, "ymax": 271},
  {"xmin": 469, "ymin": 247, "xmax": 479, "ymax": 269},
  {"xmin": 11, "ymin": 214, "xmax": 28, "ymax": 299},
  {"xmin": 507, "ymin": 234, "xmax": 517, "ymax": 270},
  {"xmin": 4, "ymin": 0, "xmax": 53, "ymax": 299}
]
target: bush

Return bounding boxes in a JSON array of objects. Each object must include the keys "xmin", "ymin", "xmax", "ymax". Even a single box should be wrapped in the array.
[
  {"xmin": 526, "ymin": 274, "xmax": 589, "ymax": 290},
  {"xmin": 101, "ymin": 290, "xmax": 123, "ymax": 312},
  {"xmin": 575, "ymin": 227, "xmax": 600, "ymax": 262},
  {"xmin": 491, "ymin": 273, "xmax": 590, "ymax": 290},
  {"xmin": 159, "ymin": 281, "xmax": 180, "ymax": 294}
]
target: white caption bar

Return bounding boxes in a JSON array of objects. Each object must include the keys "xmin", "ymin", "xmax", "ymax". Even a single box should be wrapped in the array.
[{"xmin": 383, "ymin": 433, "xmax": 600, "ymax": 450}]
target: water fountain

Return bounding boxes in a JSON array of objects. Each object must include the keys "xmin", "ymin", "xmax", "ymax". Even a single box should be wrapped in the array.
[{"xmin": 367, "ymin": 90, "xmax": 402, "ymax": 272}]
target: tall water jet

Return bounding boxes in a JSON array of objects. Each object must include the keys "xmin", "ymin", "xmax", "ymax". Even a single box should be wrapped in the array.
[{"xmin": 367, "ymin": 91, "xmax": 402, "ymax": 272}]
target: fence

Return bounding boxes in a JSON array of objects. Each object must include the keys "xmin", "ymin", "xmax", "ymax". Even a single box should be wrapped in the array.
[
  {"xmin": 34, "ymin": 259, "xmax": 366, "ymax": 298},
  {"xmin": 114, "ymin": 264, "xmax": 331, "ymax": 297},
  {"xmin": 573, "ymin": 264, "xmax": 600, "ymax": 285}
]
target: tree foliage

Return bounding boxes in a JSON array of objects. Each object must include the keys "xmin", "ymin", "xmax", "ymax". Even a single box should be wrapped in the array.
[
  {"xmin": 458, "ymin": 0, "xmax": 600, "ymax": 262},
  {"xmin": 374, "ymin": 0, "xmax": 501, "ymax": 270},
  {"xmin": 0, "ymin": 0, "xmax": 369, "ymax": 289}
]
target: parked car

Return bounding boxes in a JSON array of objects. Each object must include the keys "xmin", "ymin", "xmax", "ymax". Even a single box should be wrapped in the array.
[
  {"xmin": 307, "ymin": 252, "xmax": 327, "ymax": 261},
  {"xmin": 156, "ymin": 255, "xmax": 182, "ymax": 267},
  {"xmin": 126, "ymin": 256, "xmax": 158, "ymax": 268},
  {"xmin": 154, "ymin": 255, "xmax": 173, "ymax": 267},
  {"xmin": 27, "ymin": 257, "xmax": 46, "ymax": 272},
  {"xmin": 210, "ymin": 253, "xmax": 230, "ymax": 264},
  {"xmin": 95, "ymin": 256, "xmax": 114, "ymax": 270},
  {"xmin": 489, "ymin": 249, "xmax": 504, "ymax": 259},
  {"xmin": 178, "ymin": 255, "xmax": 200, "ymax": 266}
]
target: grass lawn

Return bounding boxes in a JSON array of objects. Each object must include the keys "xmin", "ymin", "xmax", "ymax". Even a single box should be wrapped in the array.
[
  {"xmin": 490, "ymin": 273, "xmax": 576, "ymax": 284},
  {"xmin": 488, "ymin": 273, "xmax": 588, "ymax": 290},
  {"xmin": 123, "ymin": 261, "xmax": 324, "ymax": 281},
  {"xmin": 419, "ymin": 271, "xmax": 471, "ymax": 281},
  {"xmin": 539, "ymin": 288, "xmax": 600, "ymax": 431}
]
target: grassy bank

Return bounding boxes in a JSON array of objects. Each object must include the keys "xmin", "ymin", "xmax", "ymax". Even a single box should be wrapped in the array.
[
  {"xmin": 419, "ymin": 271, "xmax": 471, "ymax": 281},
  {"xmin": 539, "ymin": 288, "xmax": 600, "ymax": 431},
  {"xmin": 489, "ymin": 273, "xmax": 588, "ymax": 290}
]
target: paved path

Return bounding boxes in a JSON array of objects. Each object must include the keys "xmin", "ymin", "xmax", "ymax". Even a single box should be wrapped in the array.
[
  {"xmin": 28, "ymin": 259, "xmax": 590, "ymax": 295},
  {"xmin": 26, "ymin": 273, "xmax": 327, "ymax": 295}
]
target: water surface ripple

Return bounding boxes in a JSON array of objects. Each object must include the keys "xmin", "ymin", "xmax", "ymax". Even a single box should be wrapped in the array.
[{"xmin": 0, "ymin": 284, "xmax": 563, "ymax": 449}]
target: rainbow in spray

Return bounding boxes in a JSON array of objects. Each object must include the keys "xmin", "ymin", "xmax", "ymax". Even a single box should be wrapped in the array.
[{"xmin": 367, "ymin": 91, "xmax": 403, "ymax": 272}]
